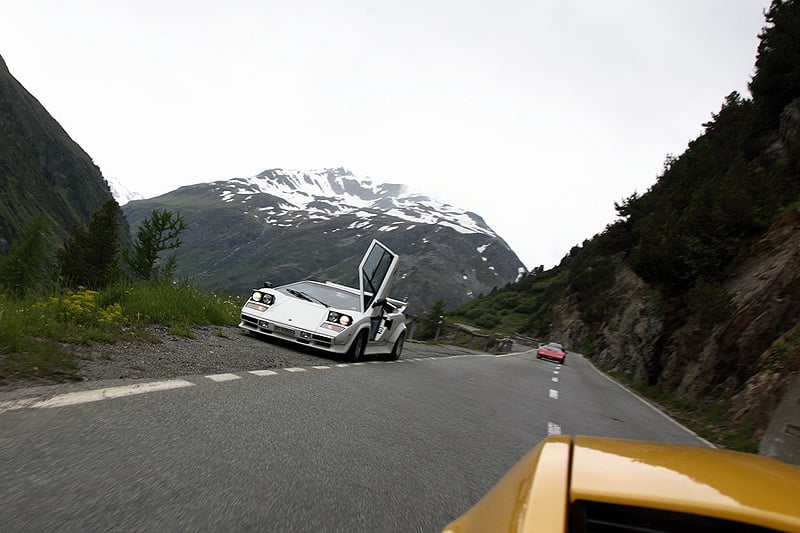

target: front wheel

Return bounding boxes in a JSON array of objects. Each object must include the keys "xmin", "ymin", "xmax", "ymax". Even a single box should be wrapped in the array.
[
  {"xmin": 347, "ymin": 331, "xmax": 367, "ymax": 362},
  {"xmin": 388, "ymin": 332, "xmax": 405, "ymax": 361}
]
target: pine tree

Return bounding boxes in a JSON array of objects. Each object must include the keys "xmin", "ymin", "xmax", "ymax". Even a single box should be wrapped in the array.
[
  {"xmin": 57, "ymin": 199, "xmax": 122, "ymax": 289},
  {"xmin": 123, "ymin": 209, "xmax": 187, "ymax": 281},
  {"xmin": 749, "ymin": 0, "xmax": 800, "ymax": 124}
]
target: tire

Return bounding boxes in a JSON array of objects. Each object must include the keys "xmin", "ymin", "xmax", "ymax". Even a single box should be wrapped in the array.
[
  {"xmin": 347, "ymin": 331, "xmax": 368, "ymax": 362},
  {"xmin": 388, "ymin": 332, "xmax": 405, "ymax": 361}
]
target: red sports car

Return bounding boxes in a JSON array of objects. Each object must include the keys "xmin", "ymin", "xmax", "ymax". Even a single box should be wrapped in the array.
[{"xmin": 537, "ymin": 343, "xmax": 566, "ymax": 364}]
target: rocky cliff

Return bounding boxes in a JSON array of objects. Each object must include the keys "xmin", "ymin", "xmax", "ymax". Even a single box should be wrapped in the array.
[
  {"xmin": 551, "ymin": 204, "xmax": 800, "ymax": 450},
  {"xmin": 550, "ymin": 100, "xmax": 800, "ymax": 452}
]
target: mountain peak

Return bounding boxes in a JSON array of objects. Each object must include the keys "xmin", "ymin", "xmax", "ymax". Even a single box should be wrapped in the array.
[
  {"xmin": 217, "ymin": 167, "xmax": 495, "ymax": 237},
  {"xmin": 123, "ymin": 165, "xmax": 525, "ymax": 310},
  {"xmin": 106, "ymin": 176, "xmax": 144, "ymax": 205}
]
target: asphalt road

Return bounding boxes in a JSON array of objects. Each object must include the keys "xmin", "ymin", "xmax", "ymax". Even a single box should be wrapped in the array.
[{"xmin": 0, "ymin": 344, "xmax": 706, "ymax": 532}]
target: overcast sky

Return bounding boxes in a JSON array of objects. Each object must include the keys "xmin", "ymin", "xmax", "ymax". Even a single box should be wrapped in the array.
[{"xmin": 1, "ymin": 0, "xmax": 770, "ymax": 269}]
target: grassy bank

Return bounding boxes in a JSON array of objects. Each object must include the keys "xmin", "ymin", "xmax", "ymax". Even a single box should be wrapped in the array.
[{"xmin": 0, "ymin": 282, "xmax": 242, "ymax": 386}]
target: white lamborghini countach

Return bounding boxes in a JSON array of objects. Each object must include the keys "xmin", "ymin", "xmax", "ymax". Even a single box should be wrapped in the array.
[{"xmin": 239, "ymin": 239, "xmax": 408, "ymax": 362}]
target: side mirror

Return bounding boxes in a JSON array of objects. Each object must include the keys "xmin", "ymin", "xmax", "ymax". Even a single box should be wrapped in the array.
[{"xmin": 263, "ymin": 282, "xmax": 273, "ymax": 288}]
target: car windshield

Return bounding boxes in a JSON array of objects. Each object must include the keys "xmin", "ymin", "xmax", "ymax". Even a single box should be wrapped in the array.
[
  {"xmin": 545, "ymin": 345, "xmax": 564, "ymax": 352},
  {"xmin": 278, "ymin": 281, "xmax": 360, "ymax": 311}
]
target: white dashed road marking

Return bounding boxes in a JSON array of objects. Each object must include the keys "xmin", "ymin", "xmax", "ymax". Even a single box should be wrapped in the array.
[
  {"xmin": 249, "ymin": 370, "xmax": 278, "ymax": 377},
  {"xmin": 548, "ymin": 422, "xmax": 562, "ymax": 435},
  {"xmin": 551, "ymin": 377, "xmax": 559, "ymax": 383},
  {"xmin": 205, "ymin": 373, "xmax": 241, "ymax": 382},
  {"xmin": 549, "ymin": 389, "xmax": 559, "ymax": 399},
  {"xmin": 0, "ymin": 352, "xmax": 505, "ymax": 413}
]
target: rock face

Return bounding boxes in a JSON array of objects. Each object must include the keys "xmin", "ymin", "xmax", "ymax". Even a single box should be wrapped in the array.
[
  {"xmin": 595, "ymin": 265, "xmax": 663, "ymax": 383},
  {"xmin": 122, "ymin": 168, "xmax": 526, "ymax": 313},
  {"xmin": 548, "ymin": 98, "xmax": 800, "ymax": 450},
  {"xmin": 551, "ymin": 207, "xmax": 800, "ymax": 445}
]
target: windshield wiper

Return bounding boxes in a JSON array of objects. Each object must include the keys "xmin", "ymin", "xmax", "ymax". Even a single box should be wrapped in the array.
[{"xmin": 287, "ymin": 288, "xmax": 328, "ymax": 307}]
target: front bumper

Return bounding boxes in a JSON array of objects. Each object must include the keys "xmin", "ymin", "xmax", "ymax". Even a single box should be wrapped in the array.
[{"xmin": 240, "ymin": 312, "xmax": 342, "ymax": 351}]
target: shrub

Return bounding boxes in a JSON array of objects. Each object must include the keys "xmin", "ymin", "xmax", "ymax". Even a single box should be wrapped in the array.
[{"xmin": 34, "ymin": 287, "xmax": 128, "ymax": 328}]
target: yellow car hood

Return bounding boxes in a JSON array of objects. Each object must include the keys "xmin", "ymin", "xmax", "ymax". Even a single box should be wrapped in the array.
[{"xmin": 443, "ymin": 435, "xmax": 800, "ymax": 533}]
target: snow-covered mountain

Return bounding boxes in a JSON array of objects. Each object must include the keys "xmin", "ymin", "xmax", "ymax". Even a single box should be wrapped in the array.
[
  {"xmin": 123, "ymin": 167, "xmax": 525, "ymax": 311},
  {"xmin": 105, "ymin": 175, "xmax": 143, "ymax": 205},
  {"xmin": 214, "ymin": 167, "xmax": 497, "ymax": 237}
]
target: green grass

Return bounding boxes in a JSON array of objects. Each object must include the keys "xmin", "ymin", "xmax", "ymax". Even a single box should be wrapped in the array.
[
  {"xmin": 0, "ymin": 300, "xmax": 81, "ymax": 383},
  {"xmin": 0, "ymin": 282, "xmax": 243, "ymax": 385},
  {"xmin": 100, "ymin": 281, "xmax": 242, "ymax": 334}
]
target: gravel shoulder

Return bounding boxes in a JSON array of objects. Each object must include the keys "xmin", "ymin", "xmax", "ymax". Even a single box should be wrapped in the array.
[{"xmin": 0, "ymin": 326, "xmax": 489, "ymax": 397}]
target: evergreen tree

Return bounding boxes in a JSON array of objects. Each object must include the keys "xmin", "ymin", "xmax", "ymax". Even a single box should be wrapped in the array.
[
  {"xmin": 749, "ymin": 0, "xmax": 800, "ymax": 124},
  {"xmin": 57, "ymin": 199, "xmax": 122, "ymax": 289},
  {"xmin": 415, "ymin": 298, "xmax": 446, "ymax": 340},
  {"xmin": 0, "ymin": 215, "xmax": 52, "ymax": 296},
  {"xmin": 123, "ymin": 209, "xmax": 187, "ymax": 281}
]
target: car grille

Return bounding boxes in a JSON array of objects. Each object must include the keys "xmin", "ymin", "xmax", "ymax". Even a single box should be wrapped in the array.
[
  {"xmin": 240, "ymin": 314, "xmax": 332, "ymax": 348},
  {"xmin": 570, "ymin": 501, "xmax": 780, "ymax": 533},
  {"xmin": 241, "ymin": 314, "xmax": 258, "ymax": 327}
]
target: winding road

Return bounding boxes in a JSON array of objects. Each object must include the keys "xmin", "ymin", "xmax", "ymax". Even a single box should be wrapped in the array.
[{"xmin": 0, "ymin": 343, "xmax": 706, "ymax": 531}]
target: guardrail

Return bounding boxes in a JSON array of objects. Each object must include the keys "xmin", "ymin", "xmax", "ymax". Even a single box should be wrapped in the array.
[{"xmin": 405, "ymin": 315, "xmax": 527, "ymax": 354}]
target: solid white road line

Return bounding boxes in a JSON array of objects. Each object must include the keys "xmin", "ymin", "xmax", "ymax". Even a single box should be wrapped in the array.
[
  {"xmin": 578, "ymin": 353, "xmax": 715, "ymax": 448},
  {"xmin": 32, "ymin": 380, "xmax": 195, "ymax": 409},
  {"xmin": 0, "ymin": 397, "xmax": 42, "ymax": 414}
]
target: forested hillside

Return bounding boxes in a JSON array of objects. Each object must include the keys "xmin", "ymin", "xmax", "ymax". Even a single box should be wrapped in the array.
[
  {"xmin": 450, "ymin": 0, "xmax": 800, "ymax": 449},
  {"xmin": 0, "ymin": 54, "xmax": 117, "ymax": 253}
]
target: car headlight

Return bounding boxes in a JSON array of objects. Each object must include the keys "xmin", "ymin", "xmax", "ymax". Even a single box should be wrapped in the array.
[
  {"xmin": 251, "ymin": 291, "xmax": 274, "ymax": 305},
  {"xmin": 327, "ymin": 311, "xmax": 353, "ymax": 326}
]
